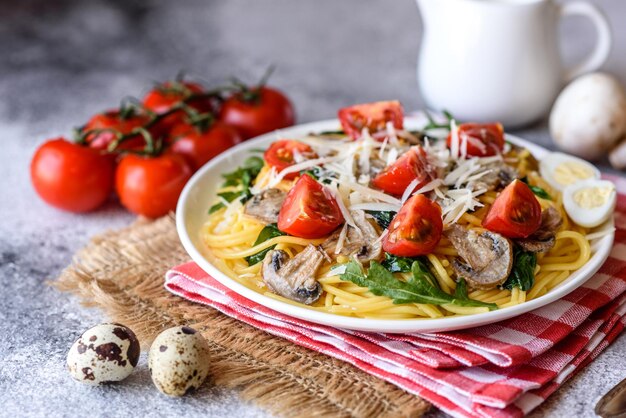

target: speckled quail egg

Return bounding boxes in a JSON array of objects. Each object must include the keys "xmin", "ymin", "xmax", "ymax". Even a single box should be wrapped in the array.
[
  {"xmin": 67, "ymin": 323, "xmax": 140, "ymax": 385},
  {"xmin": 148, "ymin": 326, "xmax": 211, "ymax": 396},
  {"xmin": 539, "ymin": 152, "xmax": 600, "ymax": 192},
  {"xmin": 563, "ymin": 179, "xmax": 616, "ymax": 228}
]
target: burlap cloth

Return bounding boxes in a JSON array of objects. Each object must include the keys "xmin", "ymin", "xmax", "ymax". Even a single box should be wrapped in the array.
[{"xmin": 54, "ymin": 215, "xmax": 430, "ymax": 418}]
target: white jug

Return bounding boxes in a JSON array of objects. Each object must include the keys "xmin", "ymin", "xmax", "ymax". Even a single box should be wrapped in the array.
[{"xmin": 416, "ymin": 0, "xmax": 612, "ymax": 128}]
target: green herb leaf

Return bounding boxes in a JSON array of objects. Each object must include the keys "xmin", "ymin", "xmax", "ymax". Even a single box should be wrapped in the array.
[
  {"xmin": 520, "ymin": 176, "xmax": 551, "ymax": 200},
  {"xmin": 339, "ymin": 260, "xmax": 497, "ymax": 309},
  {"xmin": 244, "ymin": 224, "xmax": 286, "ymax": 266},
  {"xmin": 502, "ymin": 247, "xmax": 537, "ymax": 291},
  {"xmin": 367, "ymin": 211, "xmax": 396, "ymax": 230},
  {"xmin": 382, "ymin": 253, "xmax": 418, "ymax": 273},
  {"xmin": 316, "ymin": 129, "xmax": 345, "ymax": 136},
  {"xmin": 208, "ymin": 155, "xmax": 264, "ymax": 214}
]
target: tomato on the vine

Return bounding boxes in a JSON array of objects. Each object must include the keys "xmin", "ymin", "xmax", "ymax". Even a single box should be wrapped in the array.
[
  {"xmin": 115, "ymin": 153, "xmax": 193, "ymax": 218},
  {"xmin": 169, "ymin": 121, "xmax": 242, "ymax": 170},
  {"xmin": 382, "ymin": 194, "xmax": 443, "ymax": 257},
  {"xmin": 482, "ymin": 179, "xmax": 541, "ymax": 238},
  {"xmin": 277, "ymin": 174, "xmax": 343, "ymax": 238},
  {"xmin": 263, "ymin": 140, "xmax": 316, "ymax": 179},
  {"xmin": 220, "ymin": 86, "xmax": 295, "ymax": 140},
  {"xmin": 30, "ymin": 138, "xmax": 115, "ymax": 213},
  {"xmin": 83, "ymin": 108, "xmax": 159, "ymax": 152}
]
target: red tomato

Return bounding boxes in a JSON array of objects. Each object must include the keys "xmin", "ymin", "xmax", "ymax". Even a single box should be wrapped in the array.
[
  {"xmin": 371, "ymin": 146, "xmax": 433, "ymax": 196},
  {"xmin": 446, "ymin": 123, "xmax": 505, "ymax": 157},
  {"xmin": 83, "ymin": 109, "xmax": 156, "ymax": 151},
  {"xmin": 264, "ymin": 140, "xmax": 316, "ymax": 180},
  {"xmin": 30, "ymin": 138, "xmax": 114, "ymax": 212},
  {"xmin": 169, "ymin": 121, "xmax": 242, "ymax": 170},
  {"xmin": 115, "ymin": 153, "xmax": 193, "ymax": 218},
  {"xmin": 143, "ymin": 81, "xmax": 215, "ymax": 131},
  {"xmin": 338, "ymin": 101, "xmax": 404, "ymax": 140},
  {"xmin": 277, "ymin": 175, "xmax": 343, "ymax": 238},
  {"xmin": 220, "ymin": 86, "xmax": 295, "ymax": 140},
  {"xmin": 482, "ymin": 179, "xmax": 541, "ymax": 238},
  {"xmin": 382, "ymin": 194, "xmax": 443, "ymax": 257}
]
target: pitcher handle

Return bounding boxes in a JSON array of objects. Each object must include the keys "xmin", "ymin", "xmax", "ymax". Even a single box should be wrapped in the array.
[{"xmin": 559, "ymin": 1, "xmax": 612, "ymax": 82}]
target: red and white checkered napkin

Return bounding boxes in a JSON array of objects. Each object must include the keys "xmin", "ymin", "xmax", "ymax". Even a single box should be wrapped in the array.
[{"xmin": 165, "ymin": 174, "xmax": 626, "ymax": 418}]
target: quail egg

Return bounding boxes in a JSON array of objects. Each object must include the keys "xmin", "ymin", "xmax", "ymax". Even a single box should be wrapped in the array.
[
  {"xmin": 67, "ymin": 323, "xmax": 140, "ymax": 385},
  {"xmin": 148, "ymin": 326, "xmax": 211, "ymax": 396},
  {"xmin": 563, "ymin": 179, "xmax": 616, "ymax": 228},
  {"xmin": 539, "ymin": 152, "xmax": 600, "ymax": 192}
]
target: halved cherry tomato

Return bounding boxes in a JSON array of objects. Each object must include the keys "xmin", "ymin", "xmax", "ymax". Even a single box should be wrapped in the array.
[
  {"xmin": 277, "ymin": 175, "xmax": 343, "ymax": 238},
  {"xmin": 83, "ymin": 109, "xmax": 158, "ymax": 152},
  {"xmin": 371, "ymin": 146, "xmax": 433, "ymax": 197},
  {"xmin": 446, "ymin": 123, "xmax": 505, "ymax": 158},
  {"xmin": 264, "ymin": 140, "xmax": 316, "ymax": 180},
  {"xmin": 143, "ymin": 81, "xmax": 215, "ymax": 131},
  {"xmin": 482, "ymin": 179, "xmax": 541, "ymax": 238},
  {"xmin": 170, "ymin": 121, "xmax": 242, "ymax": 170},
  {"xmin": 382, "ymin": 194, "xmax": 443, "ymax": 257},
  {"xmin": 115, "ymin": 153, "xmax": 193, "ymax": 218},
  {"xmin": 30, "ymin": 138, "xmax": 115, "ymax": 213},
  {"xmin": 220, "ymin": 86, "xmax": 295, "ymax": 140},
  {"xmin": 338, "ymin": 101, "xmax": 404, "ymax": 140}
]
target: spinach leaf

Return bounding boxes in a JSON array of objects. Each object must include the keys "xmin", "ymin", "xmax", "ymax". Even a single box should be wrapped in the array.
[
  {"xmin": 340, "ymin": 260, "xmax": 497, "ymax": 309},
  {"xmin": 208, "ymin": 156, "xmax": 264, "ymax": 214},
  {"xmin": 244, "ymin": 224, "xmax": 286, "ymax": 266},
  {"xmin": 316, "ymin": 129, "xmax": 345, "ymax": 136},
  {"xmin": 520, "ymin": 176, "xmax": 551, "ymax": 200},
  {"xmin": 382, "ymin": 253, "xmax": 418, "ymax": 273},
  {"xmin": 367, "ymin": 211, "xmax": 397, "ymax": 230},
  {"xmin": 502, "ymin": 248, "xmax": 537, "ymax": 291}
]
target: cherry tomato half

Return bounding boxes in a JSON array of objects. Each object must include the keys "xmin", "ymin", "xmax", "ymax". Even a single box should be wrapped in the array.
[
  {"xmin": 264, "ymin": 140, "xmax": 316, "ymax": 180},
  {"xmin": 371, "ymin": 146, "xmax": 433, "ymax": 197},
  {"xmin": 277, "ymin": 174, "xmax": 343, "ymax": 238},
  {"xmin": 30, "ymin": 138, "xmax": 115, "ymax": 213},
  {"xmin": 115, "ymin": 153, "xmax": 193, "ymax": 218},
  {"xmin": 338, "ymin": 100, "xmax": 404, "ymax": 140},
  {"xmin": 169, "ymin": 121, "xmax": 242, "ymax": 170},
  {"xmin": 83, "ymin": 109, "xmax": 157, "ymax": 152},
  {"xmin": 220, "ymin": 86, "xmax": 295, "ymax": 140},
  {"xmin": 382, "ymin": 194, "xmax": 443, "ymax": 257},
  {"xmin": 446, "ymin": 123, "xmax": 505, "ymax": 158},
  {"xmin": 482, "ymin": 179, "xmax": 541, "ymax": 238}
]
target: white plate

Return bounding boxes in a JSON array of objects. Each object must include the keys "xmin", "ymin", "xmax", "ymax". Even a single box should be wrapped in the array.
[{"xmin": 176, "ymin": 117, "xmax": 615, "ymax": 333}]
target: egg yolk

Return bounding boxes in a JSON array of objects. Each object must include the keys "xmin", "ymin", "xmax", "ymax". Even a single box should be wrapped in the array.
[
  {"xmin": 573, "ymin": 186, "xmax": 614, "ymax": 209},
  {"xmin": 553, "ymin": 162, "xmax": 594, "ymax": 186}
]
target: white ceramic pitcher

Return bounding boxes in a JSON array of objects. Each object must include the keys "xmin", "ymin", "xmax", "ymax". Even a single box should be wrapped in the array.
[{"xmin": 416, "ymin": 0, "xmax": 612, "ymax": 128}]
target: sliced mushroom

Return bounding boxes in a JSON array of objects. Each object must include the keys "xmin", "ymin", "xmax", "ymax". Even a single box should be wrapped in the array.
[
  {"xmin": 261, "ymin": 244, "xmax": 325, "ymax": 305},
  {"xmin": 322, "ymin": 210, "xmax": 382, "ymax": 262},
  {"xmin": 445, "ymin": 225, "xmax": 513, "ymax": 289},
  {"xmin": 517, "ymin": 207, "xmax": 563, "ymax": 252},
  {"xmin": 473, "ymin": 162, "xmax": 518, "ymax": 191},
  {"xmin": 244, "ymin": 188, "xmax": 286, "ymax": 224}
]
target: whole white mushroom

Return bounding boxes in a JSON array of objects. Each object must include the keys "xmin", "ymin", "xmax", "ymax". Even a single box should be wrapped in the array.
[{"xmin": 550, "ymin": 73, "xmax": 626, "ymax": 161}]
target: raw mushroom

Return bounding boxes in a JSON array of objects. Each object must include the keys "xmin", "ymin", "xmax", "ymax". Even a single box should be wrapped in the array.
[
  {"xmin": 322, "ymin": 210, "xmax": 382, "ymax": 262},
  {"xmin": 262, "ymin": 244, "xmax": 325, "ymax": 304},
  {"xmin": 609, "ymin": 138, "xmax": 626, "ymax": 170},
  {"xmin": 549, "ymin": 73, "xmax": 626, "ymax": 161},
  {"xmin": 445, "ymin": 225, "xmax": 513, "ymax": 289},
  {"xmin": 517, "ymin": 207, "xmax": 563, "ymax": 253},
  {"xmin": 244, "ymin": 188, "xmax": 286, "ymax": 224}
]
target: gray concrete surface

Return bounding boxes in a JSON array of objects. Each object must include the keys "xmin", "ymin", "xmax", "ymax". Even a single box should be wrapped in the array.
[{"xmin": 1, "ymin": 1, "xmax": 625, "ymax": 417}]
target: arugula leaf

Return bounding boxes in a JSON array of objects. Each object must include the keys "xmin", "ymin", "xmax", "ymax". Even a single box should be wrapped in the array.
[
  {"xmin": 520, "ymin": 176, "xmax": 551, "ymax": 200},
  {"xmin": 244, "ymin": 224, "xmax": 286, "ymax": 266},
  {"xmin": 340, "ymin": 260, "xmax": 497, "ymax": 310},
  {"xmin": 502, "ymin": 247, "xmax": 537, "ymax": 291},
  {"xmin": 208, "ymin": 156, "xmax": 264, "ymax": 214},
  {"xmin": 316, "ymin": 129, "xmax": 345, "ymax": 136},
  {"xmin": 367, "ymin": 211, "xmax": 397, "ymax": 230},
  {"xmin": 382, "ymin": 253, "xmax": 418, "ymax": 273}
]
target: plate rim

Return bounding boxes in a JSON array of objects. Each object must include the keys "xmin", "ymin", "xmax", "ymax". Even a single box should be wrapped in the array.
[{"xmin": 175, "ymin": 117, "xmax": 615, "ymax": 333}]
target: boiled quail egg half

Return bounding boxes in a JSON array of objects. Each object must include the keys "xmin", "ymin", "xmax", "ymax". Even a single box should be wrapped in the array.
[
  {"xmin": 539, "ymin": 152, "xmax": 600, "ymax": 192},
  {"xmin": 563, "ymin": 179, "xmax": 616, "ymax": 228}
]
